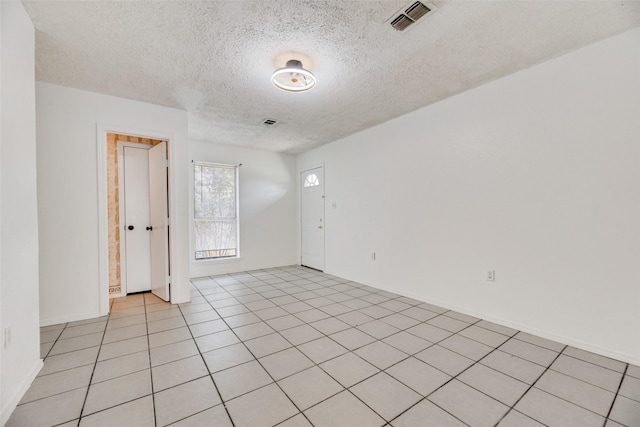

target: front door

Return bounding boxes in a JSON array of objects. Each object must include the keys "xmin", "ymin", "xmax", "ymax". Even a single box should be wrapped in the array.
[{"xmin": 301, "ymin": 167, "xmax": 325, "ymax": 270}]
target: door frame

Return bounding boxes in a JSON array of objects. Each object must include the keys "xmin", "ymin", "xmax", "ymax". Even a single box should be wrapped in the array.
[
  {"xmin": 97, "ymin": 124, "xmax": 175, "ymax": 316},
  {"xmin": 117, "ymin": 141, "xmax": 154, "ymax": 297},
  {"xmin": 299, "ymin": 164, "xmax": 325, "ymax": 271}
]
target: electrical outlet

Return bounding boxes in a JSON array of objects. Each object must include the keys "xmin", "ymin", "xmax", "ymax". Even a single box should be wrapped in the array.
[
  {"xmin": 487, "ymin": 270, "xmax": 495, "ymax": 281},
  {"xmin": 371, "ymin": 252, "xmax": 376, "ymax": 261}
]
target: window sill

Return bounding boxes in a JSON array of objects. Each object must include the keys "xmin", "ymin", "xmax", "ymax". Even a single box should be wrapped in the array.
[{"xmin": 193, "ymin": 256, "xmax": 242, "ymax": 264}]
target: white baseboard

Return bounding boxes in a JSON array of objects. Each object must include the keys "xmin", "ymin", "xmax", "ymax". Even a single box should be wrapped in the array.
[
  {"xmin": 1, "ymin": 358, "xmax": 43, "ymax": 426},
  {"xmin": 40, "ymin": 311, "xmax": 102, "ymax": 327},
  {"xmin": 327, "ymin": 269, "xmax": 640, "ymax": 367}
]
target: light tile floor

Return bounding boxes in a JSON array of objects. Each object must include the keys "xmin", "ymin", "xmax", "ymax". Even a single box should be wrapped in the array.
[{"xmin": 8, "ymin": 266, "xmax": 640, "ymax": 427}]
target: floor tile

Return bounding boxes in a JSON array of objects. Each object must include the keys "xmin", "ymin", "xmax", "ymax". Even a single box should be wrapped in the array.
[
  {"xmin": 427, "ymin": 316, "xmax": 470, "ymax": 333},
  {"xmin": 49, "ymin": 332, "xmax": 103, "ymax": 356},
  {"xmin": 535, "ymin": 369, "xmax": 615, "ymax": 416},
  {"xmin": 496, "ymin": 410, "xmax": 546, "ymax": 427},
  {"xmin": 310, "ymin": 317, "xmax": 350, "ymax": 335},
  {"xmin": 379, "ymin": 299, "xmax": 413, "ymax": 312},
  {"xmin": 481, "ymin": 350, "xmax": 546, "ymax": 384},
  {"xmin": 78, "ymin": 396, "xmax": 154, "ymax": 427},
  {"xmin": 152, "ymin": 355, "xmax": 208, "ymax": 392},
  {"xmin": 295, "ymin": 308, "xmax": 331, "ymax": 323},
  {"xmin": 148, "ymin": 326, "xmax": 192, "ymax": 347},
  {"xmin": 429, "ymin": 380, "xmax": 509, "ymax": 427},
  {"xmin": 515, "ymin": 387, "xmax": 605, "ymax": 427},
  {"xmin": 619, "ymin": 374, "xmax": 640, "ymax": 402},
  {"xmin": 216, "ymin": 304, "xmax": 251, "ymax": 317},
  {"xmin": 184, "ymin": 310, "xmax": 220, "ymax": 325},
  {"xmin": 92, "ymin": 350, "xmax": 150, "ymax": 383},
  {"xmin": 459, "ymin": 324, "xmax": 510, "ymax": 347},
  {"xmin": 355, "ymin": 341, "xmax": 408, "ymax": 369},
  {"xmin": 550, "ymin": 354, "xmax": 622, "ymax": 392},
  {"xmin": 102, "ymin": 323, "xmax": 147, "ymax": 344},
  {"xmin": 106, "ymin": 314, "xmax": 147, "ymax": 330},
  {"xmin": 330, "ymin": 328, "xmax": 376, "ymax": 351},
  {"xmin": 383, "ymin": 331, "xmax": 432, "ymax": 355},
  {"xmin": 321, "ymin": 303, "xmax": 353, "ymax": 316},
  {"xmin": 233, "ymin": 321, "xmax": 275, "ymax": 341},
  {"xmin": 260, "ymin": 347, "xmax": 314, "ymax": 380},
  {"xmin": 38, "ymin": 346, "xmax": 99, "ymax": 376},
  {"xmin": 391, "ymin": 399, "xmax": 466, "ymax": 427},
  {"xmin": 415, "ymin": 345, "xmax": 474, "ymax": 376},
  {"xmin": 357, "ymin": 320, "xmax": 400, "ymax": 340},
  {"xmin": 499, "ymin": 338, "xmax": 559, "ymax": 367},
  {"xmin": 266, "ymin": 314, "xmax": 305, "ymax": 331},
  {"xmin": 280, "ymin": 324, "xmax": 324, "ymax": 345},
  {"xmin": 359, "ymin": 305, "xmax": 394, "ymax": 319},
  {"xmin": 83, "ymin": 369, "xmax": 152, "ymax": 415},
  {"xmin": 298, "ymin": 337, "xmax": 349, "ymax": 364},
  {"xmin": 320, "ymin": 352, "xmax": 379, "ymax": 387},
  {"xmin": 276, "ymin": 413, "xmax": 313, "ymax": 427},
  {"xmin": 60, "ymin": 322, "xmax": 107, "ymax": 339},
  {"xmin": 202, "ymin": 342, "xmax": 255, "ymax": 373},
  {"xmin": 226, "ymin": 383, "xmax": 298, "ymax": 427},
  {"xmin": 476, "ymin": 319, "xmax": 518, "ymax": 336},
  {"xmin": 405, "ymin": 323, "xmax": 452, "ymax": 342},
  {"xmin": 98, "ymin": 336, "xmax": 148, "ymax": 361},
  {"xmin": 169, "ymin": 404, "xmax": 233, "ymax": 427},
  {"xmin": 194, "ymin": 330, "xmax": 240, "ymax": 353},
  {"xmin": 458, "ymin": 363, "xmax": 529, "ymax": 406},
  {"xmin": 438, "ymin": 334, "xmax": 493, "ymax": 360},
  {"xmin": 282, "ymin": 301, "xmax": 314, "ymax": 314},
  {"xmin": 244, "ymin": 333, "xmax": 292, "ymax": 358},
  {"xmin": 279, "ymin": 366, "xmax": 344, "ymax": 410},
  {"xmin": 627, "ymin": 364, "xmax": 640, "ymax": 379},
  {"xmin": 254, "ymin": 306, "xmax": 289, "ymax": 320},
  {"xmin": 147, "ymin": 315, "xmax": 187, "ymax": 334},
  {"xmin": 379, "ymin": 313, "xmax": 420, "ymax": 329},
  {"xmin": 212, "ymin": 360, "xmax": 273, "ymax": 400},
  {"xmin": 154, "ymin": 377, "xmax": 221, "ymax": 426},
  {"xmin": 563, "ymin": 346, "xmax": 626, "ymax": 373},
  {"xmin": 609, "ymin": 395, "xmax": 640, "ymax": 427},
  {"xmin": 146, "ymin": 307, "xmax": 182, "ymax": 322},
  {"xmin": 351, "ymin": 372, "xmax": 421, "ymax": 421},
  {"xmin": 304, "ymin": 390, "xmax": 385, "ymax": 427},
  {"xmin": 6, "ymin": 387, "xmax": 86, "ymax": 427},
  {"xmin": 22, "ymin": 365, "xmax": 93, "ymax": 403},
  {"xmin": 386, "ymin": 357, "xmax": 451, "ymax": 396},
  {"xmin": 444, "ymin": 311, "xmax": 480, "ymax": 324},
  {"xmin": 515, "ymin": 332, "xmax": 565, "ymax": 352}
]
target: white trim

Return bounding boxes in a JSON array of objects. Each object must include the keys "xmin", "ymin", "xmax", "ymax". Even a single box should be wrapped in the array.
[
  {"xmin": 40, "ymin": 311, "xmax": 102, "ymax": 327},
  {"xmin": 97, "ymin": 124, "xmax": 177, "ymax": 311},
  {"xmin": 0, "ymin": 358, "xmax": 43, "ymax": 426},
  {"xmin": 325, "ymin": 268, "xmax": 640, "ymax": 367}
]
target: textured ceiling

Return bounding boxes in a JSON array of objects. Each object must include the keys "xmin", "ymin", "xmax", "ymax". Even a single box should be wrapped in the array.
[{"xmin": 22, "ymin": 0, "xmax": 640, "ymax": 154}]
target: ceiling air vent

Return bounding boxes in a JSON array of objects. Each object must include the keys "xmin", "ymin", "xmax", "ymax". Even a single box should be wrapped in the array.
[
  {"xmin": 261, "ymin": 118, "xmax": 278, "ymax": 127},
  {"xmin": 405, "ymin": 1, "xmax": 431, "ymax": 21},
  {"xmin": 388, "ymin": 1, "xmax": 435, "ymax": 32},
  {"xmin": 390, "ymin": 14, "xmax": 414, "ymax": 31}
]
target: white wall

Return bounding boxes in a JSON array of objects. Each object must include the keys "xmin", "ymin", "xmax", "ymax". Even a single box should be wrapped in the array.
[
  {"xmin": 0, "ymin": 2, "xmax": 43, "ymax": 424},
  {"xmin": 190, "ymin": 140, "xmax": 297, "ymax": 277},
  {"xmin": 36, "ymin": 83, "xmax": 191, "ymax": 325},
  {"xmin": 298, "ymin": 28, "xmax": 640, "ymax": 364}
]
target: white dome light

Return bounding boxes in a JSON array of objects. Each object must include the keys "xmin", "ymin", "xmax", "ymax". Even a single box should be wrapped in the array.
[{"xmin": 271, "ymin": 59, "xmax": 316, "ymax": 93}]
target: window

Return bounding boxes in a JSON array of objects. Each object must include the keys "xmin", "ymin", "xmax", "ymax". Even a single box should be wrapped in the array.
[
  {"xmin": 193, "ymin": 162, "xmax": 239, "ymax": 260},
  {"xmin": 303, "ymin": 173, "xmax": 320, "ymax": 187}
]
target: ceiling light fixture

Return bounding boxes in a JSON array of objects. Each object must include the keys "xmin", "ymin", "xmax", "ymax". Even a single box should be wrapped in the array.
[{"xmin": 271, "ymin": 59, "xmax": 316, "ymax": 93}]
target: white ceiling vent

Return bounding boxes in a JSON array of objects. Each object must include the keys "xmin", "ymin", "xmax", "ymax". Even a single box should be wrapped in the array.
[
  {"xmin": 261, "ymin": 118, "xmax": 279, "ymax": 127},
  {"xmin": 388, "ymin": 1, "xmax": 436, "ymax": 32}
]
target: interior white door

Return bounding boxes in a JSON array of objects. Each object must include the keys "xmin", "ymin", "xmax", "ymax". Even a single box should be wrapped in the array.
[
  {"xmin": 301, "ymin": 167, "xmax": 325, "ymax": 270},
  {"xmin": 123, "ymin": 146, "xmax": 152, "ymax": 293},
  {"xmin": 148, "ymin": 142, "xmax": 170, "ymax": 301}
]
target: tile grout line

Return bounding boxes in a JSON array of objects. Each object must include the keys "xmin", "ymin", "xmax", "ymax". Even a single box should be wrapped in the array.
[
  {"xmin": 174, "ymin": 296, "xmax": 237, "ymax": 427},
  {"xmin": 603, "ymin": 363, "xmax": 628, "ymax": 426},
  {"xmin": 491, "ymin": 345, "xmax": 568, "ymax": 426}
]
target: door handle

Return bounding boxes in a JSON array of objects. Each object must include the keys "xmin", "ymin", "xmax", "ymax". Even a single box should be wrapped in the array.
[
  {"xmin": 318, "ymin": 225, "xmax": 323, "ymax": 229},
  {"xmin": 127, "ymin": 225, "xmax": 134, "ymax": 230},
  {"xmin": 146, "ymin": 226, "xmax": 153, "ymax": 231}
]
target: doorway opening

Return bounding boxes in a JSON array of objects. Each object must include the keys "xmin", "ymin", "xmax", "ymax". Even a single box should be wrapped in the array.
[{"xmin": 106, "ymin": 133, "xmax": 170, "ymax": 301}]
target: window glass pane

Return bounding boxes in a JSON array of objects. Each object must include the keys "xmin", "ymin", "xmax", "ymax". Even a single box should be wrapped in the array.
[
  {"xmin": 194, "ymin": 163, "xmax": 238, "ymax": 260},
  {"xmin": 304, "ymin": 173, "xmax": 319, "ymax": 188}
]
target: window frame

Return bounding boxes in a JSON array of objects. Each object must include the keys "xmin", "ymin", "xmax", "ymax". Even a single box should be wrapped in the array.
[{"xmin": 192, "ymin": 161, "xmax": 240, "ymax": 261}]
